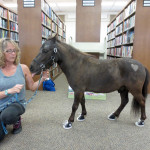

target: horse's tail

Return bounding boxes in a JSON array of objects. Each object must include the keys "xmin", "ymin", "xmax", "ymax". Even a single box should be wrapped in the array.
[
  {"xmin": 142, "ymin": 68, "xmax": 149, "ymax": 98},
  {"xmin": 132, "ymin": 67, "xmax": 149, "ymax": 115}
]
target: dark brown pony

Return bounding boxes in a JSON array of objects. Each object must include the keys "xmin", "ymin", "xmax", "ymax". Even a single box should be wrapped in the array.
[{"xmin": 30, "ymin": 35, "xmax": 149, "ymax": 129}]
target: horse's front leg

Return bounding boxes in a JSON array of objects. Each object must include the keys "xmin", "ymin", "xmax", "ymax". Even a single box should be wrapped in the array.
[
  {"xmin": 63, "ymin": 92, "xmax": 84, "ymax": 129},
  {"xmin": 77, "ymin": 95, "xmax": 87, "ymax": 121}
]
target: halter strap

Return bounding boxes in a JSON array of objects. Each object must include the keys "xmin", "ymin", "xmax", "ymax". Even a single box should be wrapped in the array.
[{"xmin": 33, "ymin": 47, "xmax": 58, "ymax": 70}]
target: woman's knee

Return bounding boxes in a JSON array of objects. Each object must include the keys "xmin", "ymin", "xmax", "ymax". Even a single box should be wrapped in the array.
[
  {"xmin": 1, "ymin": 111, "xmax": 19, "ymax": 125},
  {"xmin": 0, "ymin": 103, "xmax": 24, "ymax": 124}
]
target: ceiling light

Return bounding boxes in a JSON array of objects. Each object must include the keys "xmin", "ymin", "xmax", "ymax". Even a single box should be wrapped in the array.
[
  {"xmin": 83, "ymin": 0, "xmax": 95, "ymax": 7},
  {"xmin": 115, "ymin": 1, "xmax": 128, "ymax": 6},
  {"xmin": 101, "ymin": 2, "xmax": 113, "ymax": 6},
  {"xmin": 49, "ymin": 3, "xmax": 57, "ymax": 7},
  {"xmin": 49, "ymin": 2, "xmax": 76, "ymax": 7},
  {"xmin": 3, "ymin": 3, "xmax": 18, "ymax": 8},
  {"xmin": 57, "ymin": 2, "xmax": 76, "ymax": 7}
]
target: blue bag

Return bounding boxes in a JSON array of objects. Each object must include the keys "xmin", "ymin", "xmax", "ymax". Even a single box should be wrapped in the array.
[{"xmin": 43, "ymin": 78, "xmax": 56, "ymax": 91}]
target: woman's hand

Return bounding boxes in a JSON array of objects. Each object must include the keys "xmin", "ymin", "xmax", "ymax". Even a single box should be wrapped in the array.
[
  {"xmin": 8, "ymin": 84, "xmax": 24, "ymax": 94},
  {"xmin": 42, "ymin": 70, "xmax": 49, "ymax": 81}
]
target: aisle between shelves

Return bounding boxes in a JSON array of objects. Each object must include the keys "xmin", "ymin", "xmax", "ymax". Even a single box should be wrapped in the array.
[{"xmin": 68, "ymin": 86, "xmax": 106, "ymax": 100}]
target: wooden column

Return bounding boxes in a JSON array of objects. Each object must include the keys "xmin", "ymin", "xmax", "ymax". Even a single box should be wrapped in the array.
[
  {"xmin": 76, "ymin": 0, "xmax": 101, "ymax": 42},
  {"xmin": 18, "ymin": 0, "xmax": 42, "ymax": 89},
  {"xmin": 133, "ymin": 0, "xmax": 150, "ymax": 92}
]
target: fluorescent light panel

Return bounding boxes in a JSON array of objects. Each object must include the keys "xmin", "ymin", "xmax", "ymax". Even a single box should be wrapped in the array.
[
  {"xmin": 143, "ymin": 0, "xmax": 150, "ymax": 7},
  {"xmin": 83, "ymin": 0, "xmax": 95, "ymax": 7}
]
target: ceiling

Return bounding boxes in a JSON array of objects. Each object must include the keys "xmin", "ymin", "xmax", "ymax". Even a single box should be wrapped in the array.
[
  {"xmin": 1, "ymin": 0, "xmax": 130, "ymax": 15},
  {"xmin": 47, "ymin": 0, "xmax": 130, "ymax": 14}
]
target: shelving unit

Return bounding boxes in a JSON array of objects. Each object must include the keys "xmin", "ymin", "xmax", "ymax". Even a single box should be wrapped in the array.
[
  {"xmin": 18, "ymin": 0, "xmax": 66, "ymax": 89},
  {"xmin": 41, "ymin": 0, "xmax": 66, "ymax": 44},
  {"xmin": 0, "ymin": 3, "xmax": 19, "ymax": 42},
  {"xmin": 107, "ymin": 0, "xmax": 136, "ymax": 59},
  {"xmin": 40, "ymin": 0, "xmax": 66, "ymax": 81},
  {"xmin": 107, "ymin": 0, "xmax": 150, "ymax": 92}
]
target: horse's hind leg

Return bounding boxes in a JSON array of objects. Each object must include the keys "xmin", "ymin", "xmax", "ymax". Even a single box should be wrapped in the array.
[
  {"xmin": 63, "ymin": 92, "xmax": 84, "ymax": 129},
  {"xmin": 108, "ymin": 87, "xmax": 129, "ymax": 120},
  {"xmin": 132, "ymin": 93, "xmax": 146, "ymax": 127},
  {"xmin": 77, "ymin": 95, "xmax": 87, "ymax": 121}
]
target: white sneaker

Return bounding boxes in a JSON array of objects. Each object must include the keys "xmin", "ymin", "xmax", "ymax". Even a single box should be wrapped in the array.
[{"xmin": 135, "ymin": 119, "xmax": 144, "ymax": 127}]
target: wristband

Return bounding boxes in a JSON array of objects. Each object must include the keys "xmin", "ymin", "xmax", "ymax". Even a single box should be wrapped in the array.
[{"xmin": 4, "ymin": 90, "xmax": 9, "ymax": 96}]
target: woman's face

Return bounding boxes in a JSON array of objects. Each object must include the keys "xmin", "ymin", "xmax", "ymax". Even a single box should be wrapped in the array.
[{"xmin": 4, "ymin": 42, "xmax": 17, "ymax": 64}]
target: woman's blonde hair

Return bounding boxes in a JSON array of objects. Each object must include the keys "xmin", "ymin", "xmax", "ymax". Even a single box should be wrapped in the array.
[{"xmin": 0, "ymin": 38, "xmax": 21, "ymax": 67}]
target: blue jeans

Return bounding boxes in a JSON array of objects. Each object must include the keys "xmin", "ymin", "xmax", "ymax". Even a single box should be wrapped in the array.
[{"xmin": 0, "ymin": 103, "xmax": 25, "ymax": 141}]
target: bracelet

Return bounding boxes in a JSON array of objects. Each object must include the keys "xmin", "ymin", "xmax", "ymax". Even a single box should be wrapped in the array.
[
  {"xmin": 4, "ymin": 90, "xmax": 9, "ymax": 96},
  {"xmin": 42, "ymin": 77, "xmax": 47, "ymax": 81}
]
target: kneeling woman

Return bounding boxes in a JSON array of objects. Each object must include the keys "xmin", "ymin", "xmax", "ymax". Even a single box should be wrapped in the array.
[{"xmin": 0, "ymin": 38, "xmax": 48, "ymax": 141}]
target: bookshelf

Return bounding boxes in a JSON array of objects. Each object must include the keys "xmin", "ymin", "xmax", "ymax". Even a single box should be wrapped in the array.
[
  {"xmin": 41, "ymin": 1, "xmax": 66, "ymax": 44},
  {"xmin": 107, "ymin": 0, "xmax": 150, "ymax": 92},
  {"xmin": 18, "ymin": 0, "xmax": 66, "ymax": 90},
  {"xmin": 0, "ymin": 3, "xmax": 19, "ymax": 42},
  {"xmin": 107, "ymin": 0, "xmax": 136, "ymax": 58}
]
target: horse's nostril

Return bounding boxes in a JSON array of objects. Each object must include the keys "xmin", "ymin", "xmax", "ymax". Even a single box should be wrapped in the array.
[{"xmin": 30, "ymin": 66, "xmax": 33, "ymax": 71}]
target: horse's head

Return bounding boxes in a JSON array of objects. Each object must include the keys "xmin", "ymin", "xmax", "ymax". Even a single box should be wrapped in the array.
[{"xmin": 30, "ymin": 35, "xmax": 59, "ymax": 75}]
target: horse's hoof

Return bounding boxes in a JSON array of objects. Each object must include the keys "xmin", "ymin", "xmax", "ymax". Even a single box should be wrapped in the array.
[
  {"xmin": 135, "ymin": 119, "xmax": 144, "ymax": 127},
  {"xmin": 63, "ymin": 120, "xmax": 72, "ymax": 129},
  {"xmin": 108, "ymin": 112, "xmax": 116, "ymax": 121},
  {"xmin": 77, "ymin": 114, "xmax": 85, "ymax": 121}
]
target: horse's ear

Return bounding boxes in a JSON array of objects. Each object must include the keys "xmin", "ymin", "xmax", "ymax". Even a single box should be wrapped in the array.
[{"xmin": 47, "ymin": 33, "xmax": 58, "ymax": 43}]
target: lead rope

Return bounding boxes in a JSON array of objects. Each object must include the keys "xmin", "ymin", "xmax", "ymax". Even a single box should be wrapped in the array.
[
  {"xmin": 24, "ymin": 71, "xmax": 43, "ymax": 104},
  {"xmin": 1, "ymin": 122, "xmax": 8, "ymax": 134},
  {"xmin": 1, "ymin": 71, "xmax": 43, "ymax": 135}
]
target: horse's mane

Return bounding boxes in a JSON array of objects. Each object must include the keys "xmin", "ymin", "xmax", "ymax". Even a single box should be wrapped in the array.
[
  {"xmin": 57, "ymin": 40, "xmax": 95, "ymax": 59},
  {"xmin": 48, "ymin": 35, "xmax": 95, "ymax": 59}
]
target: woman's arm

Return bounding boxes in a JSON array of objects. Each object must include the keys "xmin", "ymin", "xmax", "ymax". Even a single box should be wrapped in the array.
[
  {"xmin": 21, "ymin": 64, "xmax": 48, "ymax": 91},
  {"xmin": 0, "ymin": 84, "xmax": 24, "ymax": 99},
  {"xmin": 0, "ymin": 91, "xmax": 8, "ymax": 99}
]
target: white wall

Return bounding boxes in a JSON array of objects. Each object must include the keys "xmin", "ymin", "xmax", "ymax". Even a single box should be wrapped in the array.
[
  {"xmin": 65, "ymin": 21, "xmax": 76, "ymax": 44},
  {"xmin": 100, "ymin": 21, "xmax": 109, "ymax": 43},
  {"xmin": 65, "ymin": 13, "xmax": 76, "ymax": 44}
]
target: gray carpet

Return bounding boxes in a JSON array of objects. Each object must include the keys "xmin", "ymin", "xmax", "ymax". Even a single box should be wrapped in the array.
[{"xmin": 0, "ymin": 74, "xmax": 150, "ymax": 150}]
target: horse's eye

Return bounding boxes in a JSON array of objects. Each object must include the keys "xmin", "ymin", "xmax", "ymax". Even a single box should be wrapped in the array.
[{"xmin": 42, "ymin": 49, "xmax": 48, "ymax": 53}]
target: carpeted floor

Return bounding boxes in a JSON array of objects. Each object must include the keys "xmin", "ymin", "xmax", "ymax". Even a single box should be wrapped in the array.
[{"xmin": 0, "ymin": 73, "xmax": 150, "ymax": 150}]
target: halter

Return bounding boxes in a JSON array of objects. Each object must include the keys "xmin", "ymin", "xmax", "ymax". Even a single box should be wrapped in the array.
[{"xmin": 33, "ymin": 47, "xmax": 58, "ymax": 71}]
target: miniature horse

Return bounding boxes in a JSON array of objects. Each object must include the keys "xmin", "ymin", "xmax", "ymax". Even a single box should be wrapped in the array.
[{"xmin": 30, "ymin": 35, "xmax": 149, "ymax": 129}]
